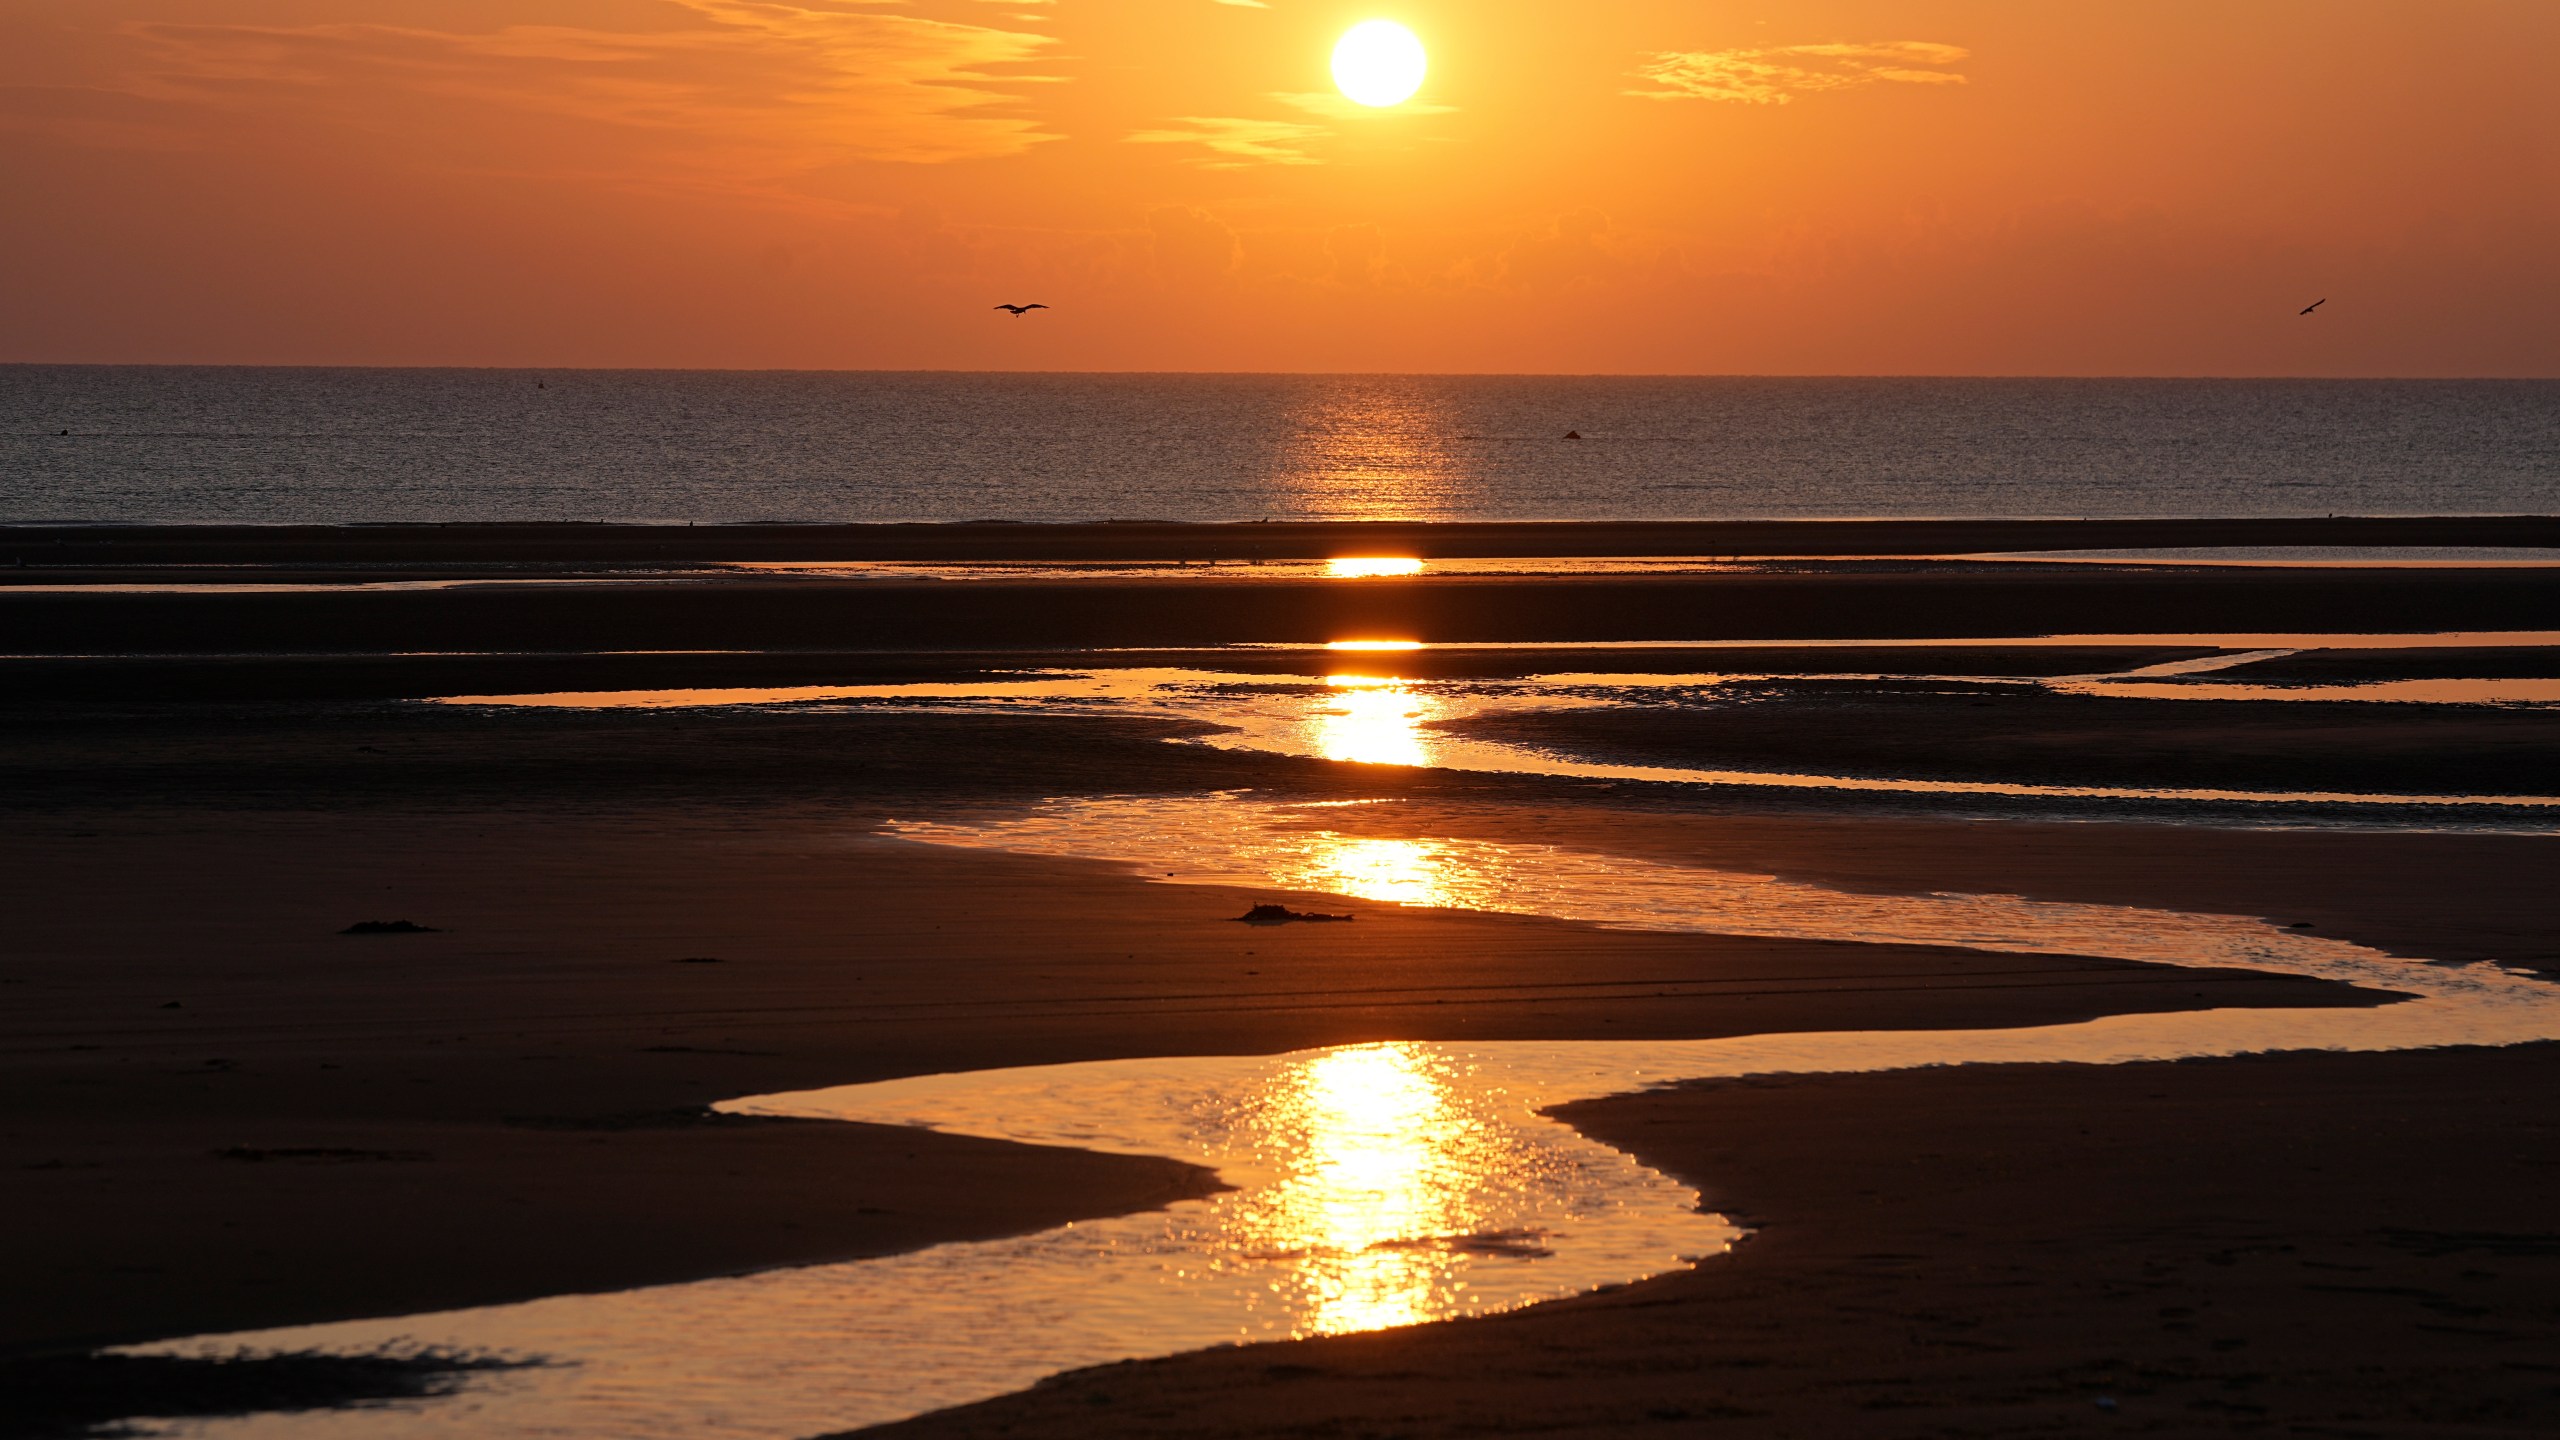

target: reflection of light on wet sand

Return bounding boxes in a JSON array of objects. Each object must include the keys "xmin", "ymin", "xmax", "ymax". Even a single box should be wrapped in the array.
[
  {"xmin": 1325, "ymin": 556, "xmax": 1426, "ymax": 579},
  {"xmin": 1325, "ymin": 638, "xmax": 1424, "ymax": 651}
]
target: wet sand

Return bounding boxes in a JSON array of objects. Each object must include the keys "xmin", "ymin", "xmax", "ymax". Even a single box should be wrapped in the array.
[
  {"xmin": 13, "ymin": 566, "xmax": 2560, "ymax": 655},
  {"xmin": 0, "ymin": 801, "xmax": 2395, "ymax": 1355},
  {"xmin": 7, "ymin": 522, "xmax": 2560, "ymax": 1434},
  {"xmin": 5, "ymin": 644, "xmax": 2227, "ymax": 706},
  {"xmin": 1448, "ymin": 684, "xmax": 2560, "ymax": 799},
  {"xmin": 857, "ymin": 1043, "xmax": 2560, "ymax": 1439}
]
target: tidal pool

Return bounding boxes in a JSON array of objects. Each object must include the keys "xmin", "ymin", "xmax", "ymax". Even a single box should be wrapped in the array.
[
  {"xmin": 437, "ymin": 639, "xmax": 2560, "ymax": 813},
  {"xmin": 121, "ymin": 794, "xmax": 2560, "ymax": 1439}
]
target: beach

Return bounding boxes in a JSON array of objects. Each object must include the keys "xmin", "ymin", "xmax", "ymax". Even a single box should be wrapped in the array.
[
  {"xmin": 6, "ymin": 519, "xmax": 2559, "ymax": 1435},
  {"xmin": 15, "ymin": 0, "xmax": 2559, "ymax": 1427},
  {"xmin": 861, "ymin": 1043, "xmax": 2560, "ymax": 1438}
]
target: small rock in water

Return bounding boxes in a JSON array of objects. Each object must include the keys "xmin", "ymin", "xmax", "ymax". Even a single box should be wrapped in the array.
[
  {"xmin": 339, "ymin": 920, "xmax": 439, "ymax": 935},
  {"xmin": 1235, "ymin": 904, "xmax": 1354, "ymax": 926}
]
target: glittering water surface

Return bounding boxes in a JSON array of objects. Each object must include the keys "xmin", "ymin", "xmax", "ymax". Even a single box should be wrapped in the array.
[
  {"xmin": 125, "ymin": 792, "xmax": 2560, "ymax": 1439},
  {"xmin": 14, "ymin": 371, "xmax": 2556, "ymax": 524}
]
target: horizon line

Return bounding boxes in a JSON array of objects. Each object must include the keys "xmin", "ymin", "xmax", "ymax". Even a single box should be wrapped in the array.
[{"xmin": 4, "ymin": 362, "xmax": 2557, "ymax": 383}]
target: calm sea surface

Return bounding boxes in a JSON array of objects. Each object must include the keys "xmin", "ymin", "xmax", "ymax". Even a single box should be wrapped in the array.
[{"xmin": 3, "ymin": 368, "xmax": 2553, "ymax": 525}]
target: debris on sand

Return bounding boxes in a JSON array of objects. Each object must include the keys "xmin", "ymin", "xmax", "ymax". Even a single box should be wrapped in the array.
[
  {"xmin": 2, "ymin": 1347, "xmax": 539, "ymax": 1440},
  {"xmin": 673, "ymin": 956, "xmax": 725, "ymax": 965},
  {"xmin": 339, "ymin": 920, "xmax": 440, "ymax": 935},
  {"xmin": 1235, "ymin": 904, "xmax": 1355, "ymax": 926}
]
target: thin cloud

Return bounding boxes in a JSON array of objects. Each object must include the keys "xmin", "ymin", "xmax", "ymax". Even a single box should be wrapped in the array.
[
  {"xmin": 1272, "ymin": 91, "xmax": 1457, "ymax": 120},
  {"xmin": 1126, "ymin": 88, "xmax": 1456, "ymax": 169},
  {"xmin": 1127, "ymin": 115, "xmax": 1328, "ymax": 168},
  {"xmin": 106, "ymin": 0, "xmax": 1059, "ymax": 179},
  {"xmin": 1632, "ymin": 40, "xmax": 1968, "ymax": 105}
]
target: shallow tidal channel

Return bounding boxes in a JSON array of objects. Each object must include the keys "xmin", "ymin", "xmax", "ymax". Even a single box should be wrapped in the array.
[
  {"xmin": 120, "ymin": 794, "xmax": 2560, "ymax": 1440},
  {"xmin": 437, "ymin": 632, "xmax": 2560, "ymax": 818}
]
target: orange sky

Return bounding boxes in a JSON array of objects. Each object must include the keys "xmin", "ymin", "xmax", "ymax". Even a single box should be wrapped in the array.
[{"xmin": 3, "ymin": 0, "xmax": 2553, "ymax": 374}]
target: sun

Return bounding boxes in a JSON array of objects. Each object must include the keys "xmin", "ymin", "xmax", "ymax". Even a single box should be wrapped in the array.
[{"xmin": 1332, "ymin": 20, "xmax": 1427, "ymax": 108}]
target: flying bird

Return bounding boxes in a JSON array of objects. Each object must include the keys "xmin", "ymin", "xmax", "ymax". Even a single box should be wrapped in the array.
[
  {"xmin": 2299, "ymin": 298, "xmax": 2327, "ymax": 315},
  {"xmin": 993, "ymin": 303, "xmax": 1049, "ymax": 317}
]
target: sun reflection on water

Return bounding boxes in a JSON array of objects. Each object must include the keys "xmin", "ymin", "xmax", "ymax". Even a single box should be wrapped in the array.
[
  {"xmin": 1325, "ymin": 556, "xmax": 1427, "ymax": 578},
  {"xmin": 1224, "ymin": 1044, "xmax": 1504, "ymax": 1336},
  {"xmin": 1265, "ymin": 383, "xmax": 1479, "ymax": 519},
  {"xmin": 1277, "ymin": 833, "xmax": 1457, "ymax": 907},
  {"xmin": 1314, "ymin": 674, "xmax": 1436, "ymax": 767}
]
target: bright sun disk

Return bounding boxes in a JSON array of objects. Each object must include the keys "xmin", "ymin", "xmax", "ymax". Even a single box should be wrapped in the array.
[{"xmin": 1332, "ymin": 20, "xmax": 1427, "ymax": 108}]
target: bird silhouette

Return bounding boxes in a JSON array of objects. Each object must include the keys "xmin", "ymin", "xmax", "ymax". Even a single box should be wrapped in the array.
[
  {"xmin": 2299, "ymin": 298, "xmax": 2327, "ymax": 315},
  {"xmin": 994, "ymin": 303, "xmax": 1049, "ymax": 317}
]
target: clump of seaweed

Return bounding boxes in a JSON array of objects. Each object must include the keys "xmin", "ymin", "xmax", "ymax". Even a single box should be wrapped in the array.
[{"xmin": 1235, "ymin": 904, "xmax": 1355, "ymax": 925}]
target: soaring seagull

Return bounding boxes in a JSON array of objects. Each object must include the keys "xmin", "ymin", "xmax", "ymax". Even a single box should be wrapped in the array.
[
  {"xmin": 994, "ymin": 303, "xmax": 1049, "ymax": 317},
  {"xmin": 2299, "ymin": 298, "xmax": 2327, "ymax": 315}
]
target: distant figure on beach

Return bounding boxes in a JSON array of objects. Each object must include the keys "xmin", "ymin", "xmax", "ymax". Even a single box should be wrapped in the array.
[
  {"xmin": 2300, "ymin": 298, "xmax": 2327, "ymax": 315},
  {"xmin": 993, "ymin": 303, "xmax": 1049, "ymax": 317}
]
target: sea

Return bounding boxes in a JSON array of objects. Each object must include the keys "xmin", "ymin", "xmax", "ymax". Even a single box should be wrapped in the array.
[{"xmin": 2, "ymin": 367, "xmax": 2554, "ymax": 526}]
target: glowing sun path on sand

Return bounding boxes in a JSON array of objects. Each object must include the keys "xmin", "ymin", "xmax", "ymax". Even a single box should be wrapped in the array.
[{"xmin": 129, "ymin": 790, "xmax": 2560, "ymax": 1439}]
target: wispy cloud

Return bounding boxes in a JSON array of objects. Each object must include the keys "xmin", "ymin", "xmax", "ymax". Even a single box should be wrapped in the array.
[
  {"xmin": 1128, "ymin": 88, "xmax": 1455, "ymax": 168},
  {"xmin": 90, "ymin": 0, "xmax": 1058, "ymax": 180},
  {"xmin": 1271, "ymin": 90, "xmax": 1456, "ymax": 120},
  {"xmin": 1127, "ymin": 115, "xmax": 1327, "ymax": 167},
  {"xmin": 1632, "ymin": 40, "xmax": 1968, "ymax": 105}
]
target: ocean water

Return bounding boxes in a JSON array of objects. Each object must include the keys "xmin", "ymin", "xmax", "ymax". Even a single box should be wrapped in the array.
[{"xmin": 3, "ymin": 367, "xmax": 2555, "ymax": 526}]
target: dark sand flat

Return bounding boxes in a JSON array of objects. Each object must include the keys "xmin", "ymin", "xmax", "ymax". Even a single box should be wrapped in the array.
[
  {"xmin": 6, "ymin": 523, "xmax": 2559, "ymax": 1435},
  {"xmin": 0, "ymin": 803, "xmax": 2391, "ymax": 1354},
  {"xmin": 9, "ymin": 515, "xmax": 2555, "ymax": 567},
  {"xmin": 3, "ymin": 645, "xmax": 2231, "ymax": 707},
  {"xmin": 2219, "ymin": 645, "xmax": 2560, "ymax": 680},
  {"xmin": 7, "ymin": 729, "xmax": 2548, "ymax": 1355},
  {"xmin": 10, "ymin": 567, "xmax": 2558, "ymax": 654},
  {"xmin": 1444, "ymin": 683, "xmax": 2560, "ymax": 798}
]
